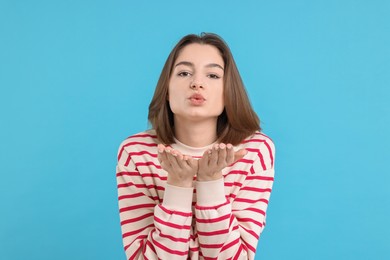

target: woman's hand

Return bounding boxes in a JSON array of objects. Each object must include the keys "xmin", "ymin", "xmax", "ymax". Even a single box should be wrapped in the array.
[
  {"xmin": 197, "ymin": 143, "xmax": 247, "ymax": 182},
  {"xmin": 157, "ymin": 144, "xmax": 198, "ymax": 188}
]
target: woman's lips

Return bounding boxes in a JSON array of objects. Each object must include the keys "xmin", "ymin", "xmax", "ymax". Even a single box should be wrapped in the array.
[{"xmin": 188, "ymin": 93, "xmax": 206, "ymax": 105}]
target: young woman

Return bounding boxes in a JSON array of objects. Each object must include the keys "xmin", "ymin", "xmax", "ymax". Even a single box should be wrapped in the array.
[{"xmin": 116, "ymin": 33, "xmax": 275, "ymax": 260}]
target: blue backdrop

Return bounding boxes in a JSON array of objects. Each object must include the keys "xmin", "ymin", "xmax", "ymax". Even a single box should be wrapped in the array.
[{"xmin": 1, "ymin": 0, "xmax": 389, "ymax": 259}]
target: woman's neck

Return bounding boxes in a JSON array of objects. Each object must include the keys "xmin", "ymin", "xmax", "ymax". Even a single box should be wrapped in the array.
[{"xmin": 174, "ymin": 117, "xmax": 218, "ymax": 147}]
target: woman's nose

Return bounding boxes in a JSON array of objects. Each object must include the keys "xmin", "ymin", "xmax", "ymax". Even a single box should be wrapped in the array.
[{"xmin": 190, "ymin": 80, "xmax": 204, "ymax": 90}]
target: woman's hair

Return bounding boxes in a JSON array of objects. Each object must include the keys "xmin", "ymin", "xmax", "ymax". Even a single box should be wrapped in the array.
[{"xmin": 148, "ymin": 32, "xmax": 260, "ymax": 145}]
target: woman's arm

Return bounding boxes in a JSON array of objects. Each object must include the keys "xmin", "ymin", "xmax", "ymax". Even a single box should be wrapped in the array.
[
  {"xmin": 117, "ymin": 143, "xmax": 194, "ymax": 260},
  {"xmin": 195, "ymin": 139, "xmax": 275, "ymax": 259}
]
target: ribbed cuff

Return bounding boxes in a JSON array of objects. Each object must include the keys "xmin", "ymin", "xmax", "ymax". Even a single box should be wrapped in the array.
[
  {"xmin": 162, "ymin": 184, "xmax": 194, "ymax": 212},
  {"xmin": 196, "ymin": 178, "xmax": 226, "ymax": 206}
]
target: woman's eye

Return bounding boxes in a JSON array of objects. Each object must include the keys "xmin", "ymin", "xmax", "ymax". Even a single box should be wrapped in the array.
[
  {"xmin": 178, "ymin": 71, "xmax": 191, "ymax": 77},
  {"xmin": 208, "ymin": 74, "xmax": 220, "ymax": 79}
]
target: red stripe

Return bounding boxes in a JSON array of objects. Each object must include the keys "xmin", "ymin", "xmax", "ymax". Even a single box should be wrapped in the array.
[
  {"xmin": 263, "ymin": 141, "xmax": 274, "ymax": 167},
  {"xmin": 151, "ymin": 231, "xmax": 189, "ymax": 256},
  {"xmin": 240, "ymin": 224, "xmax": 260, "ymax": 240},
  {"xmin": 120, "ymin": 203, "xmax": 155, "ymax": 213},
  {"xmin": 224, "ymin": 182, "xmax": 243, "ymax": 188},
  {"xmin": 126, "ymin": 237, "xmax": 146, "ymax": 259},
  {"xmin": 125, "ymin": 141, "xmax": 157, "ymax": 147},
  {"xmin": 124, "ymin": 152, "xmax": 157, "ymax": 167},
  {"xmin": 236, "ymin": 217, "xmax": 263, "ymax": 228},
  {"xmin": 156, "ymin": 228, "xmax": 190, "ymax": 243},
  {"xmin": 197, "ymin": 227, "xmax": 229, "ymax": 236},
  {"xmin": 127, "ymin": 133, "xmax": 157, "ymax": 139},
  {"xmin": 259, "ymin": 151, "xmax": 267, "ymax": 170},
  {"xmin": 229, "ymin": 214, "xmax": 235, "ymax": 226},
  {"xmin": 246, "ymin": 175, "xmax": 274, "ymax": 181},
  {"xmin": 124, "ymin": 235, "xmax": 147, "ymax": 251},
  {"xmin": 244, "ymin": 138, "xmax": 274, "ymax": 168},
  {"xmin": 196, "ymin": 213, "xmax": 230, "ymax": 223},
  {"xmin": 225, "ymin": 170, "xmax": 248, "ymax": 176},
  {"xmin": 123, "ymin": 223, "xmax": 154, "ymax": 238},
  {"xmin": 121, "ymin": 212, "xmax": 154, "ymax": 226},
  {"xmin": 117, "ymin": 182, "xmax": 165, "ymax": 191},
  {"xmin": 118, "ymin": 141, "xmax": 157, "ymax": 161},
  {"xmin": 129, "ymin": 151, "xmax": 157, "ymax": 158},
  {"xmin": 116, "ymin": 171, "xmax": 139, "ymax": 177},
  {"xmin": 154, "ymin": 216, "xmax": 191, "ymax": 230},
  {"xmin": 124, "ymin": 154, "xmax": 132, "ymax": 166},
  {"xmin": 135, "ymin": 161, "xmax": 162, "ymax": 169},
  {"xmin": 118, "ymin": 192, "xmax": 143, "ymax": 200},
  {"xmin": 241, "ymin": 237, "xmax": 257, "ymax": 253},
  {"xmin": 197, "ymin": 225, "xmax": 239, "ymax": 236},
  {"xmin": 236, "ymin": 158, "xmax": 254, "ymax": 164},
  {"xmin": 233, "ymin": 244, "xmax": 243, "ymax": 260},
  {"xmin": 119, "ymin": 193, "xmax": 159, "ymax": 202},
  {"xmin": 240, "ymin": 187, "xmax": 272, "ymax": 193},
  {"xmin": 220, "ymin": 237, "xmax": 240, "ymax": 252},
  {"xmin": 228, "ymin": 194, "xmax": 236, "ymax": 200},
  {"xmin": 159, "ymin": 205, "xmax": 193, "ymax": 217},
  {"xmin": 235, "ymin": 207, "xmax": 266, "ymax": 216},
  {"xmin": 233, "ymin": 197, "xmax": 269, "ymax": 206},
  {"xmin": 195, "ymin": 200, "xmax": 229, "ymax": 210},
  {"xmin": 145, "ymin": 240, "xmax": 157, "ymax": 256},
  {"xmin": 199, "ymin": 241, "xmax": 224, "ymax": 249},
  {"xmin": 118, "ymin": 172, "xmax": 167, "ymax": 191},
  {"xmin": 246, "ymin": 148, "xmax": 266, "ymax": 170},
  {"xmin": 189, "ymin": 246, "xmax": 200, "ymax": 252},
  {"xmin": 141, "ymin": 173, "xmax": 167, "ymax": 181}
]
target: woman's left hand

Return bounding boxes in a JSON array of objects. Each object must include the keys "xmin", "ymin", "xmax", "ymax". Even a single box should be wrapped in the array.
[
  {"xmin": 157, "ymin": 144, "xmax": 198, "ymax": 188},
  {"xmin": 197, "ymin": 143, "xmax": 247, "ymax": 182}
]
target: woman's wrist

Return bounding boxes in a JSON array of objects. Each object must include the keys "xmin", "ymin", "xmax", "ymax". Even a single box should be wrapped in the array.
[
  {"xmin": 196, "ymin": 171, "xmax": 223, "ymax": 182},
  {"xmin": 167, "ymin": 177, "xmax": 194, "ymax": 188}
]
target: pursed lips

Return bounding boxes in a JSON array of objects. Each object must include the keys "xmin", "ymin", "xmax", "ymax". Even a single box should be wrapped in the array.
[{"xmin": 189, "ymin": 93, "xmax": 206, "ymax": 101}]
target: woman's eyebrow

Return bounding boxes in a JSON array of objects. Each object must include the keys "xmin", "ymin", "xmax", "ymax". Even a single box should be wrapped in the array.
[
  {"xmin": 175, "ymin": 61, "xmax": 224, "ymax": 71},
  {"xmin": 175, "ymin": 61, "xmax": 194, "ymax": 68},
  {"xmin": 205, "ymin": 63, "xmax": 224, "ymax": 71}
]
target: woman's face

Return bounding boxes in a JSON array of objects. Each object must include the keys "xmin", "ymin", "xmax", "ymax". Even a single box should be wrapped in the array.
[{"xmin": 168, "ymin": 43, "xmax": 225, "ymax": 123}]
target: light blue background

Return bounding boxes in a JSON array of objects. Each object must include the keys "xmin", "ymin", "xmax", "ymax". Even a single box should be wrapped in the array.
[{"xmin": 1, "ymin": 0, "xmax": 389, "ymax": 259}]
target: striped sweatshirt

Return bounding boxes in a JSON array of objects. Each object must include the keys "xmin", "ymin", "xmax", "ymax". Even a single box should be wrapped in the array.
[{"xmin": 116, "ymin": 130, "xmax": 275, "ymax": 260}]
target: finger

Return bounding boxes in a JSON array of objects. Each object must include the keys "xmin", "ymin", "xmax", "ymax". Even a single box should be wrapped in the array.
[
  {"xmin": 165, "ymin": 148, "xmax": 181, "ymax": 169},
  {"xmin": 157, "ymin": 144, "xmax": 166, "ymax": 161},
  {"xmin": 157, "ymin": 144, "xmax": 170, "ymax": 167},
  {"xmin": 184, "ymin": 155, "xmax": 199, "ymax": 170},
  {"xmin": 217, "ymin": 143, "xmax": 227, "ymax": 166},
  {"xmin": 225, "ymin": 143, "xmax": 235, "ymax": 164},
  {"xmin": 199, "ymin": 149, "xmax": 210, "ymax": 169},
  {"xmin": 209, "ymin": 144, "xmax": 219, "ymax": 165},
  {"xmin": 173, "ymin": 151, "xmax": 189, "ymax": 169}
]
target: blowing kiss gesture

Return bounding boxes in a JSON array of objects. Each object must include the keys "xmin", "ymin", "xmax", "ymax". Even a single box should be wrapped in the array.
[{"xmin": 157, "ymin": 143, "xmax": 248, "ymax": 188}]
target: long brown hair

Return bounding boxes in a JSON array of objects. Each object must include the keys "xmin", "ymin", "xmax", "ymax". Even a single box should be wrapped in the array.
[{"xmin": 148, "ymin": 33, "xmax": 260, "ymax": 145}]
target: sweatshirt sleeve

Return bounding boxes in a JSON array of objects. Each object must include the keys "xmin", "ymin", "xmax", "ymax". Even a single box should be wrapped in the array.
[
  {"xmin": 116, "ymin": 143, "xmax": 194, "ymax": 260},
  {"xmin": 194, "ymin": 139, "xmax": 275, "ymax": 259}
]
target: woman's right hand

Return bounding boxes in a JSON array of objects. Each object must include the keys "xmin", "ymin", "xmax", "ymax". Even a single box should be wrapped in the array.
[{"xmin": 157, "ymin": 144, "xmax": 198, "ymax": 188}]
